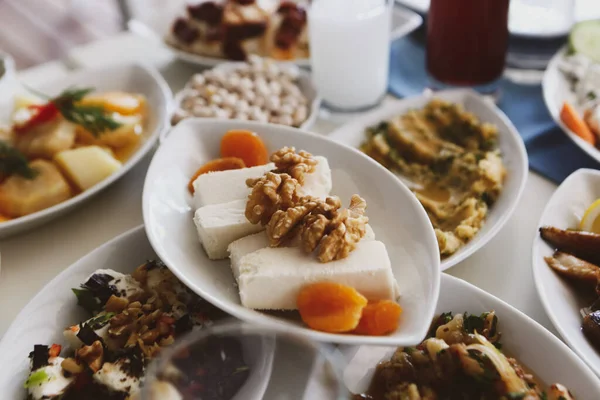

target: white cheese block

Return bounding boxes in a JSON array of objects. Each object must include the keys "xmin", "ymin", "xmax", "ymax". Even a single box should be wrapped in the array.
[
  {"xmin": 27, "ymin": 357, "xmax": 74, "ymax": 400},
  {"xmin": 302, "ymin": 156, "xmax": 332, "ymax": 199},
  {"xmin": 192, "ymin": 163, "xmax": 275, "ymax": 208},
  {"xmin": 234, "ymin": 239, "xmax": 396, "ymax": 310},
  {"xmin": 54, "ymin": 145, "xmax": 122, "ymax": 191},
  {"xmin": 194, "ymin": 199, "xmax": 264, "ymax": 260},
  {"xmin": 228, "ymin": 224, "xmax": 376, "ymax": 279}
]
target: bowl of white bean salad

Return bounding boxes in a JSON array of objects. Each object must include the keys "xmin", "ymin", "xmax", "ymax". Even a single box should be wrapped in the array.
[{"xmin": 171, "ymin": 56, "xmax": 320, "ymax": 130}]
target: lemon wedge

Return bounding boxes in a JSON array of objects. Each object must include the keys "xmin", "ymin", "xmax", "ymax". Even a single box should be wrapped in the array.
[{"xmin": 580, "ymin": 198, "xmax": 600, "ymax": 233}]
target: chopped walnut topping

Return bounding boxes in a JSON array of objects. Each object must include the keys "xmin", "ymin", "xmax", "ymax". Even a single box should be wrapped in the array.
[
  {"xmin": 266, "ymin": 196, "xmax": 320, "ymax": 246},
  {"xmin": 271, "ymin": 146, "xmax": 317, "ymax": 184},
  {"xmin": 77, "ymin": 340, "xmax": 104, "ymax": 372},
  {"xmin": 302, "ymin": 195, "xmax": 368, "ymax": 262},
  {"xmin": 246, "ymin": 172, "xmax": 302, "ymax": 224}
]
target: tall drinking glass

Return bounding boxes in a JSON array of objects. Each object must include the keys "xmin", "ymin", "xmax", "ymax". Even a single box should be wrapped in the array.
[
  {"xmin": 426, "ymin": 0, "xmax": 510, "ymax": 94},
  {"xmin": 308, "ymin": 0, "xmax": 392, "ymax": 112},
  {"xmin": 140, "ymin": 321, "xmax": 349, "ymax": 399}
]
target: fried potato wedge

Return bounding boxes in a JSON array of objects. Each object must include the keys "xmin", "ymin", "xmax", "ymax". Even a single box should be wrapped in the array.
[
  {"xmin": 545, "ymin": 251, "xmax": 599, "ymax": 286},
  {"xmin": 540, "ymin": 226, "xmax": 600, "ymax": 264}
]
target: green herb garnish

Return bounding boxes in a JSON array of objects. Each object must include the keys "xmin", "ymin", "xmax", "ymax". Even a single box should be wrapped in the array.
[
  {"xmin": 24, "ymin": 369, "xmax": 49, "ymax": 388},
  {"xmin": 0, "ymin": 140, "xmax": 37, "ymax": 179}
]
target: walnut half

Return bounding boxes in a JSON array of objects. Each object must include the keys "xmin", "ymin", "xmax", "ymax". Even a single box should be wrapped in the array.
[
  {"xmin": 246, "ymin": 172, "xmax": 302, "ymax": 225},
  {"xmin": 271, "ymin": 146, "xmax": 317, "ymax": 185}
]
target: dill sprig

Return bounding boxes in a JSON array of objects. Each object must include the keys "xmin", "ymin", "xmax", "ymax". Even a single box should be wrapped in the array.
[
  {"xmin": 50, "ymin": 87, "xmax": 122, "ymax": 137},
  {"xmin": 0, "ymin": 140, "xmax": 37, "ymax": 179}
]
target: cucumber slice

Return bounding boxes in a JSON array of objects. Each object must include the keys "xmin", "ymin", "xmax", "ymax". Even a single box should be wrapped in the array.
[{"xmin": 569, "ymin": 19, "xmax": 600, "ymax": 63}]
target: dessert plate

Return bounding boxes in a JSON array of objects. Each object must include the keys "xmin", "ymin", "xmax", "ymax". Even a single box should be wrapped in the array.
[
  {"xmin": 128, "ymin": 5, "xmax": 422, "ymax": 68},
  {"xmin": 532, "ymin": 168, "xmax": 600, "ymax": 376},
  {"xmin": 342, "ymin": 273, "xmax": 600, "ymax": 397},
  {"xmin": 0, "ymin": 225, "xmax": 275, "ymax": 400},
  {"xmin": 329, "ymin": 89, "xmax": 529, "ymax": 271},
  {"xmin": 0, "ymin": 63, "xmax": 172, "ymax": 238},
  {"xmin": 143, "ymin": 118, "xmax": 441, "ymax": 345},
  {"xmin": 542, "ymin": 46, "xmax": 600, "ymax": 164}
]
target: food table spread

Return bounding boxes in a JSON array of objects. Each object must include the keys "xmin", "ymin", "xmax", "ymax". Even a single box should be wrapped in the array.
[{"xmin": 0, "ymin": 31, "xmax": 559, "ymax": 339}]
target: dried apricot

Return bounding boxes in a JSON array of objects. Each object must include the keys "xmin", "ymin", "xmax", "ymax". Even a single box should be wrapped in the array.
[
  {"xmin": 188, "ymin": 157, "xmax": 246, "ymax": 193},
  {"xmin": 297, "ymin": 282, "xmax": 368, "ymax": 333},
  {"xmin": 220, "ymin": 130, "xmax": 268, "ymax": 167},
  {"xmin": 353, "ymin": 300, "xmax": 402, "ymax": 336}
]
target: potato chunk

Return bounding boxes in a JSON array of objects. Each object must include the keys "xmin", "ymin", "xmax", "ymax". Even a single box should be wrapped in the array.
[
  {"xmin": 0, "ymin": 159, "xmax": 72, "ymax": 217},
  {"xmin": 15, "ymin": 118, "xmax": 76, "ymax": 159},
  {"xmin": 54, "ymin": 146, "xmax": 122, "ymax": 191}
]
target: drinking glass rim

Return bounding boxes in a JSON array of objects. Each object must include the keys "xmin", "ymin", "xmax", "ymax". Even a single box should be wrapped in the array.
[{"xmin": 141, "ymin": 320, "xmax": 350, "ymax": 399}]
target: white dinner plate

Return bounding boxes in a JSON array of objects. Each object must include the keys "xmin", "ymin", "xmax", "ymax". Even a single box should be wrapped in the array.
[
  {"xmin": 532, "ymin": 168, "xmax": 600, "ymax": 376},
  {"xmin": 395, "ymin": 0, "xmax": 429, "ymax": 14},
  {"xmin": 328, "ymin": 89, "xmax": 529, "ymax": 271},
  {"xmin": 129, "ymin": 5, "xmax": 422, "ymax": 68},
  {"xmin": 342, "ymin": 273, "xmax": 600, "ymax": 398},
  {"xmin": 172, "ymin": 61, "xmax": 321, "ymax": 130},
  {"xmin": 0, "ymin": 225, "xmax": 274, "ymax": 400},
  {"xmin": 0, "ymin": 63, "xmax": 172, "ymax": 239},
  {"xmin": 542, "ymin": 46, "xmax": 600, "ymax": 164},
  {"xmin": 143, "ymin": 118, "xmax": 441, "ymax": 346}
]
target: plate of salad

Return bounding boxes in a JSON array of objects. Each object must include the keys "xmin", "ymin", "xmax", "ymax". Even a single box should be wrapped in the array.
[{"xmin": 543, "ymin": 19, "xmax": 600, "ymax": 164}]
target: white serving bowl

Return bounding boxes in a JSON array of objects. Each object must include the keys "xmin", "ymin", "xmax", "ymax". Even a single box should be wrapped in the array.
[
  {"xmin": 0, "ymin": 63, "xmax": 172, "ymax": 239},
  {"xmin": 329, "ymin": 89, "xmax": 529, "ymax": 270},
  {"xmin": 172, "ymin": 61, "xmax": 321, "ymax": 130},
  {"xmin": 342, "ymin": 273, "xmax": 600, "ymax": 398},
  {"xmin": 543, "ymin": 47, "xmax": 600, "ymax": 164},
  {"xmin": 0, "ymin": 226, "xmax": 274, "ymax": 400},
  {"xmin": 143, "ymin": 118, "xmax": 440, "ymax": 346},
  {"xmin": 532, "ymin": 168, "xmax": 600, "ymax": 376}
]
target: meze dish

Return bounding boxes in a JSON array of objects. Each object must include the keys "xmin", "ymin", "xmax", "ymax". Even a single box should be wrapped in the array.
[
  {"xmin": 360, "ymin": 98, "xmax": 507, "ymax": 258},
  {"xmin": 189, "ymin": 129, "xmax": 402, "ymax": 336},
  {"xmin": 171, "ymin": 56, "xmax": 314, "ymax": 128},
  {"xmin": 0, "ymin": 88, "xmax": 147, "ymax": 223},
  {"xmin": 167, "ymin": 0, "xmax": 308, "ymax": 62},
  {"xmin": 555, "ymin": 19, "xmax": 600, "ymax": 149},
  {"xmin": 539, "ymin": 196, "xmax": 600, "ymax": 352},
  {"xmin": 353, "ymin": 311, "xmax": 573, "ymax": 400},
  {"xmin": 22, "ymin": 260, "xmax": 247, "ymax": 400}
]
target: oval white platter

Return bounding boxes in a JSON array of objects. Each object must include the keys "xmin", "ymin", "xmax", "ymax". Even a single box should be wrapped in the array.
[
  {"xmin": 342, "ymin": 273, "xmax": 600, "ymax": 398},
  {"xmin": 172, "ymin": 61, "xmax": 321, "ymax": 130},
  {"xmin": 128, "ymin": 5, "xmax": 422, "ymax": 68},
  {"xmin": 532, "ymin": 168, "xmax": 600, "ymax": 376},
  {"xmin": 143, "ymin": 118, "xmax": 441, "ymax": 346},
  {"xmin": 0, "ymin": 63, "xmax": 172, "ymax": 239},
  {"xmin": 542, "ymin": 46, "xmax": 600, "ymax": 165},
  {"xmin": 328, "ymin": 89, "xmax": 529, "ymax": 271},
  {"xmin": 0, "ymin": 225, "xmax": 274, "ymax": 400}
]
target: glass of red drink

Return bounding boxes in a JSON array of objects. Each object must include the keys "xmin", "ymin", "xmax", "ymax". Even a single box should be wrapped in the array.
[{"xmin": 426, "ymin": 0, "xmax": 510, "ymax": 94}]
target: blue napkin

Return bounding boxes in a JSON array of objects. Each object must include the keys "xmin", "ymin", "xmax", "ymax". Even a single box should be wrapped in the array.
[{"xmin": 388, "ymin": 36, "xmax": 599, "ymax": 184}]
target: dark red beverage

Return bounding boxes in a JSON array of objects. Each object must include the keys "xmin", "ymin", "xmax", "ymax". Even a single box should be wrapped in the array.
[{"xmin": 427, "ymin": 0, "xmax": 509, "ymax": 87}]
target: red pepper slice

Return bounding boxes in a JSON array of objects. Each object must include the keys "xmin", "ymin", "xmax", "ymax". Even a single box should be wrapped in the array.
[
  {"xmin": 14, "ymin": 103, "xmax": 59, "ymax": 134},
  {"xmin": 48, "ymin": 343, "xmax": 62, "ymax": 358}
]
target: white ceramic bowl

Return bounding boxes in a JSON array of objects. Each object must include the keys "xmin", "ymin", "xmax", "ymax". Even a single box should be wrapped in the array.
[
  {"xmin": 329, "ymin": 89, "xmax": 529, "ymax": 271},
  {"xmin": 342, "ymin": 273, "xmax": 600, "ymax": 398},
  {"xmin": 0, "ymin": 63, "xmax": 172, "ymax": 239},
  {"xmin": 0, "ymin": 52, "xmax": 16, "ymax": 105},
  {"xmin": 0, "ymin": 225, "xmax": 274, "ymax": 400},
  {"xmin": 128, "ymin": 5, "xmax": 422, "ymax": 68},
  {"xmin": 172, "ymin": 61, "xmax": 320, "ymax": 130},
  {"xmin": 143, "ymin": 118, "xmax": 441, "ymax": 346},
  {"xmin": 542, "ymin": 47, "xmax": 600, "ymax": 164},
  {"xmin": 532, "ymin": 168, "xmax": 600, "ymax": 376}
]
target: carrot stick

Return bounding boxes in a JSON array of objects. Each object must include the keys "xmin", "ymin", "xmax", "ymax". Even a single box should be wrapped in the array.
[{"xmin": 560, "ymin": 102, "xmax": 596, "ymax": 145}]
